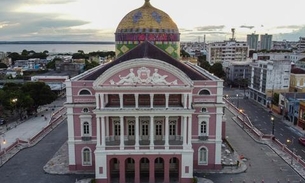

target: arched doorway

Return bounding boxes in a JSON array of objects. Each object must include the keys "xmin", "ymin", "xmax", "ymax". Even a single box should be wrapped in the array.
[
  {"xmin": 125, "ymin": 158, "xmax": 135, "ymax": 183},
  {"xmin": 154, "ymin": 157, "xmax": 164, "ymax": 182},
  {"xmin": 109, "ymin": 158, "xmax": 120, "ymax": 182},
  {"xmin": 169, "ymin": 157, "xmax": 179, "ymax": 182},
  {"xmin": 140, "ymin": 157, "xmax": 150, "ymax": 183}
]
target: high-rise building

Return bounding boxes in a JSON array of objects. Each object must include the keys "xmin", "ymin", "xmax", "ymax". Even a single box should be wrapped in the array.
[
  {"xmin": 65, "ymin": 1, "xmax": 225, "ymax": 183},
  {"xmin": 206, "ymin": 40, "xmax": 249, "ymax": 65},
  {"xmin": 247, "ymin": 33, "xmax": 259, "ymax": 51},
  {"xmin": 260, "ymin": 34, "xmax": 272, "ymax": 51}
]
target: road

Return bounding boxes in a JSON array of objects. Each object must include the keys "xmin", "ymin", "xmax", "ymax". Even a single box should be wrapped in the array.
[
  {"xmin": 0, "ymin": 120, "xmax": 92, "ymax": 183},
  {"xmin": 203, "ymin": 108, "xmax": 303, "ymax": 182},
  {"xmin": 224, "ymin": 88, "xmax": 305, "ymax": 162}
]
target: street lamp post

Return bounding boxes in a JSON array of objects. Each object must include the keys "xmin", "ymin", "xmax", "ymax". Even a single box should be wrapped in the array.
[
  {"xmin": 271, "ymin": 116, "xmax": 275, "ymax": 135},
  {"xmin": 287, "ymin": 138, "xmax": 295, "ymax": 165},
  {"xmin": 236, "ymin": 94, "xmax": 240, "ymax": 108},
  {"xmin": 0, "ymin": 134, "xmax": 6, "ymax": 165},
  {"xmin": 239, "ymin": 109, "xmax": 245, "ymax": 128}
]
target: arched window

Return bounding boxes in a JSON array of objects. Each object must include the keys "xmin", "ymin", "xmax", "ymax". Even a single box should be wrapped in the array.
[
  {"xmin": 83, "ymin": 122, "xmax": 90, "ymax": 135},
  {"xmin": 200, "ymin": 121, "xmax": 207, "ymax": 135},
  {"xmin": 79, "ymin": 89, "xmax": 91, "ymax": 95},
  {"xmin": 199, "ymin": 89, "xmax": 210, "ymax": 95},
  {"xmin": 198, "ymin": 147, "xmax": 208, "ymax": 164},
  {"xmin": 82, "ymin": 148, "xmax": 91, "ymax": 165}
]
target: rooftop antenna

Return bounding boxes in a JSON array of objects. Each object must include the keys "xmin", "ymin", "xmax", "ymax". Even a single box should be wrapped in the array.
[{"xmin": 231, "ymin": 28, "xmax": 235, "ymax": 41}]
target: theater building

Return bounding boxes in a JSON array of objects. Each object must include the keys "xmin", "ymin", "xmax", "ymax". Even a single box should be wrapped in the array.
[{"xmin": 65, "ymin": 1, "xmax": 225, "ymax": 183}]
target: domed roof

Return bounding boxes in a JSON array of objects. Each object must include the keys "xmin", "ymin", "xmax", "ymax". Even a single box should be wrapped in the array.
[{"xmin": 116, "ymin": 0, "xmax": 178, "ymax": 33}]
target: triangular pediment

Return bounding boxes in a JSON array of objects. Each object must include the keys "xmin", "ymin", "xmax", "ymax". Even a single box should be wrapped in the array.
[{"xmin": 93, "ymin": 58, "xmax": 193, "ymax": 88}]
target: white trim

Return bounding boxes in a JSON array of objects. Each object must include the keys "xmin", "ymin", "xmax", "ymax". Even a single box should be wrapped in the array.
[
  {"xmin": 82, "ymin": 147, "xmax": 92, "ymax": 166},
  {"xmin": 80, "ymin": 115, "xmax": 92, "ymax": 137},
  {"xmin": 198, "ymin": 89, "xmax": 211, "ymax": 95},
  {"xmin": 197, "ymin": 114, "xmax": 210, "ymax": 136},
  {"xmin": 78, "ymin": 88, "xmax": 92, "ymax": 95}
]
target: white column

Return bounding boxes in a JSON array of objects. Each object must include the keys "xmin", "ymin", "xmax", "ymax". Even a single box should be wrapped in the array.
[
  {"xmin": 165, "ymin": 93, "xmax": 169, "ymax": 109},
  {"xmin": 150, "ymin": 116, "xmax": 154, "ymax": 149},
  {"xmin": 135, "ymin": 93, "xmax": 139, "ymax": 109},
  {"xmin": 135, "ymin": 116, "xmax": 139, "ymax": 149},
  {"xmin": 101, "ymin": 116, "xmax": 106, "ymax": 149},
  {"xmin": 183, "ymin": 94, "xmax": 187, "ymax": 109},
  {"xmin": 188, "ymin": 115, "xmax": 192, "ymax": 148},
  {"xmin": 119, "ymin": 93, "xmax": 123, "ymax": 109},
  {"xmin": 120, "ymin": 116, "xmax": 124, "ymax": 150},
  {"xmin": 96, "ymin": 116, "xmax": 101, "ymax": 147},
  {"xmin": 188, "ymin": 93, "xmax": 192, "ymax": 109},
  {"xmin": 106, "ymin": 117, "xmax": 109, "ymax": 137},
  {"xmin": 150, "ymin": 94, "xmax": 154, "ymax": 108},
  {"xmin": 165, "ymin": 116, "xmax": 169, "ymax": 148},
  {"xmin": 183, "ymin": 116, "xmax": 187, "ymax": 147},
  {"xmin": 100, "ymin": 93, "xmax": 104, "ymax": 109},
  {"xmin": 95, "ymin": 93, "xmax": 100, "ymax": 109}
]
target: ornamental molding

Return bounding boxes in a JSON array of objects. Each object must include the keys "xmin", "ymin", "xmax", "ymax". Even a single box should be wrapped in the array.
[
  {"xmin": 109, "ymin": 67, "xmax": 177, "ymax": 85},
  {"xmin": 93, "ymin": 58, "xmax": 193, "ymax": 88}
]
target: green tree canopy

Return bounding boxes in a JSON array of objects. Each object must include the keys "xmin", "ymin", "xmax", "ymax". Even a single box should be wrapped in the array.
[
  {"xmin": 209, "ymin": 62, "xmax": 226, "ymax": 79},
  {"xmin": 84, "ymin": 60, "xmax": 100, "ymax": 71},
  {"xmin": 21, "ymin": 82, "xmax": 57, "ymax": 112},
  {"xmin": 0, "ymin": 62, "xmax": 8, "ymax": 68}
]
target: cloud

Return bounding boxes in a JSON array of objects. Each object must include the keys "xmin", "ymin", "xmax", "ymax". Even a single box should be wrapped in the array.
[
  {"xmin": 240, "ymin": 25, "xmax": 255, "ymax": 29},
  {"xmin": 275, "ymin": 25, "xmax": 303, "ymax": 29},
  {"xmin": 195, "ymin": 25, "xmax": 225, "ymax": 31},
  {"xmin": 276, "ymin": 26, "xmax": 305, "ymax": 40}
]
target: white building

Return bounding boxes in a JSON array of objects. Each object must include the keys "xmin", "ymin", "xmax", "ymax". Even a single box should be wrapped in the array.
[
  {"xmin": 249, "ymin": 57, "xmax": 291, "ymax": 106},
  {"xmin": 206, "ymin": 40, "xmax": 249, "ymax": 66}
]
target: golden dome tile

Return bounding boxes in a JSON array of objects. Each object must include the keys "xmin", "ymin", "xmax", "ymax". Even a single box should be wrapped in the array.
[{"xmin": 116, "ymin": 0, "xmax": 178, "ymax": 32}]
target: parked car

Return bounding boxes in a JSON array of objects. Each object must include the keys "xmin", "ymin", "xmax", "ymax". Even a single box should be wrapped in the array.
[
  {"xmin": 299, "ymin": 137, "xmax": 305, "ymax": 146},
  {"xmin": 0, "ymin": 118, "xmax": 6, "ymax": 125}
]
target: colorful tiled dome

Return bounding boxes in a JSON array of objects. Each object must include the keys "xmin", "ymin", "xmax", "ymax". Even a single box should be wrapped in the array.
[{"xmin": 115, "ymin": 0, "xmax": 180, "ymax": 59}]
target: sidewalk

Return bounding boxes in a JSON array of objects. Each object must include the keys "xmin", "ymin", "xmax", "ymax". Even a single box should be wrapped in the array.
[{"xmin": 0, "ymin": 97, "xmax": 66, "ymax": 166}]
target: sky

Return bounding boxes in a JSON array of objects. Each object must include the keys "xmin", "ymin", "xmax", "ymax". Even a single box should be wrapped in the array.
[{"xmin": 0, "ymin": 0, "xmax": 304, "ymax": 42}]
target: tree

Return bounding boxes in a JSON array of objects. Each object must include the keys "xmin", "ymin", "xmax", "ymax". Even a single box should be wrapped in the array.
[
  {"xmin": 180, "ymin": 49, "xmax": 190, "ymax": 58},
  {"xmin": 200, "ymin": 61, "xmax": 211, "ymax": 71},
  {"xmin": 21, "ymin": 82, "xmax": 57, "ymax": 113},
  {"xmin": 209, "ymin": 62, "xmax": 226, "ymax": 79},
  {"xmin": 84, "ymin": 60, "xmax": 100, "ymax": 71},
  {"xmin": 273, "ymin": 93, "xmax": 279, "ymax": 106},
  {"xmin": 0, "ymin": 62, "xmax": 7, "ymax": 68}
]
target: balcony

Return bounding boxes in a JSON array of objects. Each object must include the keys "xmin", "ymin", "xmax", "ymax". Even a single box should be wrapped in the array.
[
  {"xmin": 198, "ymin": 136, "xmax": 208, "ymax": 141},
  {"xmin": 81, "ymin": 136, "xmax": 92, "ymax": 141}
]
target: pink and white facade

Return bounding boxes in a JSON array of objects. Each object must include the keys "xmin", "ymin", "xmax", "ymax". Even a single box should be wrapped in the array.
[
  {"xmin": 65, "ymin": 1, "xmax": 225, "ymax": 182},
  {"xmin": 65, "ymin": 46, "xmax": 225, "ymax": 183}
]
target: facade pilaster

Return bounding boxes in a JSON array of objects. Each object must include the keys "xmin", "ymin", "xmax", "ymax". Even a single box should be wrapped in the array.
[
  {"xmin": 119, "ymin": 93, "xmax": 123, "ymax": 109},
  {"xmin": 149, "ymin": 116, "xmax": 154, "ymax": 149},
  {"xmin": 165, "ymin": 93, "xmax": 169, "ymax": 108},
  {"xmin": 100, "ymin": 93, "xmax": 104, "ymax": 109},
  {"xmin": 183, "ymin": 94, "xmax": 187, "ymax": 109},
  {"xmin": 96, "ymin": 116, "xmax": 101, "ymax": 147},
  {"xmin": 101, "ymin": 116, "xmax": 106, "ymax": 149},
  {"xmin": 188, "ymin": 115, "xmax": 192, "ymax": 148},
  {"xmin": 188, "ymin": 93, "xmax": 192, "ymax": 109},
  {"xmin": 135, "ymin": 93, "xmax": 139, "ymax": 109},
  {"xmin": 183, "ymin": 116, "xmax": 187, "ymax": 147},
  {"xmin": 120, "ymin": 116, "xmax": 124, "ymax": 150},
  {"xmin": 95, "ymin": 93, "xmax": 100, "ymax": 109},
  {"xmin": 165, "ymin": 116, "xmax": 169, "ymax": 149},
  {"xmin": 135, "ymin": 116, "xmax": 139, "ymax": 149},
  {"xmin": 150, "ymin": 93, "xmax": 154, "ymax": 108}
]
